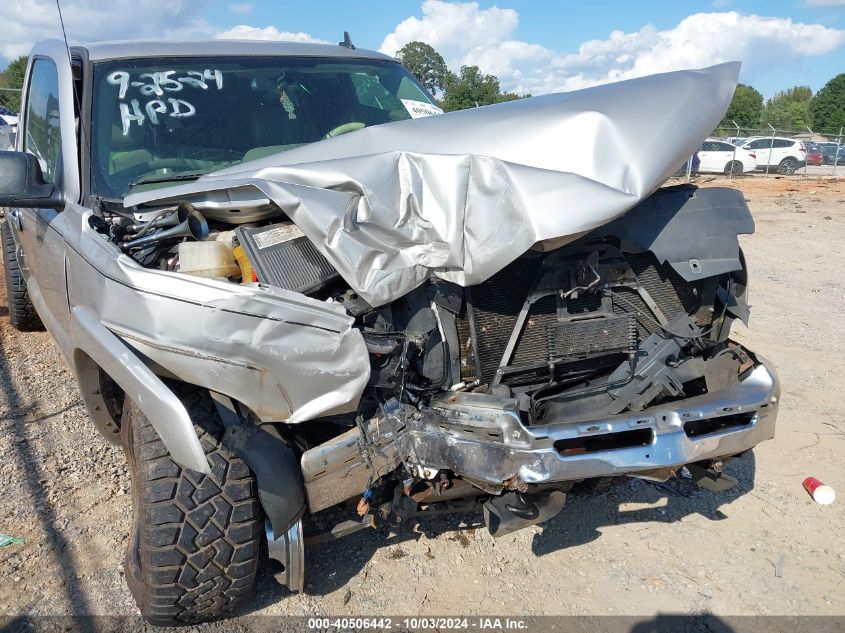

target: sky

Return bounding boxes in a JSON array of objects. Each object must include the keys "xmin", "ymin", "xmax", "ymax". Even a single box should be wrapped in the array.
[{"xmin": 2, "ymin": 0, "xmax": 845, "ymax": 98}]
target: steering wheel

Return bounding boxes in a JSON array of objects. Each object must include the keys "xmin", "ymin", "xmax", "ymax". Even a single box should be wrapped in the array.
[
  {"xmin": 185, "ymin": 148, "xmax": 242, "ymax": 163},
  {"xmin": 116, "ymin": 150, "xmax": 243, "ymax": 189},
  {"xmin": 323, "ymin": 122, "xmax": 365, "ymax": 140},
  {"xmin": 112, "ymin": 157, "xmax": 199, "ymax": 185},
  {"xmin": 143, "ymin": 157, "xmax": 200, "ymax": 171}
]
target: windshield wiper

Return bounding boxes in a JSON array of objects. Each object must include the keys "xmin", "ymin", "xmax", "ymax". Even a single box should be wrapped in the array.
[{"xmin": 130, "ymin": 172, "xmax": 207, "ymax": 188}]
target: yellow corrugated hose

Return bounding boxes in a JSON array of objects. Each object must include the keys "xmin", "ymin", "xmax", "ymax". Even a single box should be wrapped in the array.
[{"xmin": 233, "ymin": 245, "xmax": 256, "ymax": 283}]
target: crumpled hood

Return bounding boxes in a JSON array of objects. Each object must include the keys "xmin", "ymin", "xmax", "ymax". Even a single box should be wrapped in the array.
[{"xmin": 124, "ymin": 62, "xmax": 740, "ymax": 306}]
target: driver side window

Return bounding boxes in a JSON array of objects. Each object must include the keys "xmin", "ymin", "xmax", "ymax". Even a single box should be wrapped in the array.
[{"xmin": 24, "ymin": 58, "xmax": 62, "ymax": 183}]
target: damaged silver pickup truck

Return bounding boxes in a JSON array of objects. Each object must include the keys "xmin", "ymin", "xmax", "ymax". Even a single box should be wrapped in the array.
[{"xmin": 0, "ymin": 39, "xmax": 778, "ymax": 624}]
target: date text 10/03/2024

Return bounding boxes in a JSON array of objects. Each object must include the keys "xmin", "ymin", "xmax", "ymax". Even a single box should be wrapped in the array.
[{"xmin": 306, "ymin": 617, "xmax": 528, "ymax": 630}]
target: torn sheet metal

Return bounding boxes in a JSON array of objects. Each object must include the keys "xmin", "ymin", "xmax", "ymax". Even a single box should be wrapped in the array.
[{"xmin": 125, "ymin": 63, "xmax": 740, "ymax": 307}]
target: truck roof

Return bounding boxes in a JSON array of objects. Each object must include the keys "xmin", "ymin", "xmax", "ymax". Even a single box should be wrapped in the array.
[{"xmin": 73, "ymin": 39, "xmax": 394, "ymax": 63}]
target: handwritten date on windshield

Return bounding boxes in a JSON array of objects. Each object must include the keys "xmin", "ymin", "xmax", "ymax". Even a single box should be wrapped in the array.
[{"xmin": 107, "ymin": 69, "xmax": 224, "ymax": 135}]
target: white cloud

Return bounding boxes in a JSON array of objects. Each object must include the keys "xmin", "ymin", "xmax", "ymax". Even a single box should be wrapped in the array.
[
  {"xmin": 214, "ymin": 25, "xmax": 328, "ymax": 43},
  {"xmin": 379, "ymin": 0, "xmax": 552, "ymax": 92},
  {"xmin": 380, "ymin": 0, "xmax": 519, "ymax": 62},
  {"xmin": 0, "ymin": 0, "xmax": 214, "ymax": 61},
  {"xmin": 0, "ymin": 1, "xmax": 327, "ymax": 65},
  {"xmin": 543, "ymin": 12, "xmax": 845, "ymax": 93},
  {"xmin": 228, "ymin": 3, "xmax": 254, "ymax": 14},
  {"xmin": 381, "ymin": 3, "xmax": 845, "ymax": 96}
]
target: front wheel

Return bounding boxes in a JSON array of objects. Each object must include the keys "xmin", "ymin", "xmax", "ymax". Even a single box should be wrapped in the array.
[
  {"xmin": 122, "ymin": 386, "xmax": 261, "ymax": 625},
  {"xmin": 1, "ymin": 219, "xmax": 43, "ymax": 331},
  {"xmin": 779, "ymin": 157, "xmax": 798, "ymax": 175}
]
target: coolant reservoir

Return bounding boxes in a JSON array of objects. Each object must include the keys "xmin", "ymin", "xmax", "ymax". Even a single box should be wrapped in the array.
[{"xmin": 178, "ymin": 241, "xmax": 241, "ymax": 279}]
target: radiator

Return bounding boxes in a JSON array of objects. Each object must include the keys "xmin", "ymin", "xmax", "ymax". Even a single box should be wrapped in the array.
[{"xmin": 461, "ymin": 252, "xmax": 703, "ymax": 385}]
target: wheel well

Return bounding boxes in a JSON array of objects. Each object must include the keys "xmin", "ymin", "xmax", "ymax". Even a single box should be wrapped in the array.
[{"xmin": 73, "ymin": 349, "xmax": 125, "ymax": 443}]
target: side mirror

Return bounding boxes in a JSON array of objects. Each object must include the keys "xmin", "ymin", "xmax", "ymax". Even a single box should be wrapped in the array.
[{"xmin": 0, "ymin": 151, "xmax": 64, "ymax": 210}]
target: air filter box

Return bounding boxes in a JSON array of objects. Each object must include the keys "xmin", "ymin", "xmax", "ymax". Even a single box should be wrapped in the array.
[{"xmin": 234, "ymin": 223, "xmax": 339, "ymax": 295}]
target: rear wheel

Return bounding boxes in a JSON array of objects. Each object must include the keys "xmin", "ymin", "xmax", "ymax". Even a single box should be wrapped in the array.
[
  {"xmin": 122, "ymin": 386, "xmax": 261, "ymax": 625},
  {"xmin": 1, "ymin": 219, "xmax": 43, "ymax": 331},
  {"xmin": 779, "ymin": 157, "xmax": 798, "ymax": 175},
  {"xmin": 724, "ymin": 160, "xmax": 742, "ymax": 176}
]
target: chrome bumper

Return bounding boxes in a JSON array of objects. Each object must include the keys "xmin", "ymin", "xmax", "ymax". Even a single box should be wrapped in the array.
[
  {"xmin": 408, "ymin": 356, "xmax": 779, "ymax": 487},
  {"xmin": 301, "ymin": 356, "xmax": 779, "ymax": 512}
]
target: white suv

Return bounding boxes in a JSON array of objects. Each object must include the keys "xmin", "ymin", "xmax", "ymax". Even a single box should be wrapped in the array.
[
  {"xmin": 740, "ymin": 137, "xmax": 806, "ymax": 174},
  {"xmin": 698, "ymin": 139, "xmax": 757, "ymax": 175}
]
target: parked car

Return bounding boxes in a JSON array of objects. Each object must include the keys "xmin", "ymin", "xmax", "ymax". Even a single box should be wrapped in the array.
[
  {"xmin": 740, "ymin": 137, "xmax": 806, "ymax": 174},
  {"xmin": 698, "ymin": 138, "xmax": 757, "ymax": 175},
  {"xmin": 818, "ymin": 142, "xmax": 845, "ymax": 165},
  {"xmin": 805, "ymin": 144, "xmax": 824, "ymax": 166},
  {"xmin": 0, "ymin": 42, "xmax": 778, "ymax": 625},
  {"xmin": 0, "ymin": 105, "xmax": 19, "ymax": 127}
]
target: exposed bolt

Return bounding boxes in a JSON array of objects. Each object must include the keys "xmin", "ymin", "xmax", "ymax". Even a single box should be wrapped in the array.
[
  {"xmin": 439, "ymin": 472, "xmax": 451, "ymax": 490},
  {"xmin": 511, "ymin": 430, "xmax": 520, "ymax": 440}
]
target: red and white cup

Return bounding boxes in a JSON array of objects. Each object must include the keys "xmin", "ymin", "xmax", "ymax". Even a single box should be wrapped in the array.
[{"xmin": 803, "ymin": 477, "xmax": 835, "ymax": 505}]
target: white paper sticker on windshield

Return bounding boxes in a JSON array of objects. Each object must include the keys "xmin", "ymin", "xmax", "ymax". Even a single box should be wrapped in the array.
[{"xmin": 401, "ymin": 99, "xmax": 444, "ymax": 119}]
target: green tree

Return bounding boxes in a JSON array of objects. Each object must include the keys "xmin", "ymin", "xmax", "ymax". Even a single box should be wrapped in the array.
[
  {"xmin": 809, "ymin": 74, "xmax": 845, "ymax": 131},
  {"xmin": 719, "ymin": 83, "xmax": 763, "ymax": 128},
  {"xmin": 441, "ymin": 65, "xmax": 525, "ymax": 111},
  {"xmin": 395, "ymin": 41, "xmax": 452, "ymax": 95},
  {"xmin": 0, "ymin": 56, "xmax": 29, "ymax": 89},
  {"xmin": 763, "ymin": 85, "xmax": 813, "ymax": 131},
  {"xmin": 497, "ymin": 91, "xmax": 525, "ymax": 103}
]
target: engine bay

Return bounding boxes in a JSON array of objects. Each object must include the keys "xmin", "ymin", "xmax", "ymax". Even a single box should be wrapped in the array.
[{"xmin": 96, "ymin": 189, "xmax": 751, "ymax": 430}]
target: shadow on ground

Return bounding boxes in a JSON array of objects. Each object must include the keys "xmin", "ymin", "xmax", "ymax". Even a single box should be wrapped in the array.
[
  {"xmin": 630, "ymin": 613, "xmax": 738, "ymax": 633},
  {"xmin": 237, "ymin": 452, "xmax": 756, "ymax": 614}
]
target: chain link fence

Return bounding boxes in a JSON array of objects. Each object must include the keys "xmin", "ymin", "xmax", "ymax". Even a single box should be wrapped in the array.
[
  {"xmin": 676, "ymin": 121, "xmax": 844, "ymax": 181},
  {"xmin": 0, "ymin": 88, "xmax": 21, "ymax": 151},
  {"xmin": 0, "ymin": 88, "xmax": 22, "ymax": 114}
]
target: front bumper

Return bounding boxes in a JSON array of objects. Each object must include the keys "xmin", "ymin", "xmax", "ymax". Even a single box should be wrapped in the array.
[
  {"xmin": 407, "ymin": 355, "xmax": 779, "ymax": 487},
  {"xmin": 301, "ymin": 353, "xmax": 779, "ymax": 512}
]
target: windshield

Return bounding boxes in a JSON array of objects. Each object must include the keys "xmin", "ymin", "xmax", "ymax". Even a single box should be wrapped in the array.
[{"xmin": 90, "ymin": 56, "xmax": 440, "ymax": 198}]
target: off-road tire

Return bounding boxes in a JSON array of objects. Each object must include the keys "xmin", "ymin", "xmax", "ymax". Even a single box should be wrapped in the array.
[
  {"xmin": 1, "ymin": 219, "xmax": 44, "ymax": 331},
  {"xmin": 122, "ymin": 386, "xmax": 261, "ymax": 625},
  {"xmin": 778, "ymin": 157, "xmax": 798, "ymax": 175}
]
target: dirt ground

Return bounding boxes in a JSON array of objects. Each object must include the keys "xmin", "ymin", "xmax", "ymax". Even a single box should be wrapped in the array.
[{"xmin": 0, "ymin": 176, "xmax": 843, "ymax": 625}]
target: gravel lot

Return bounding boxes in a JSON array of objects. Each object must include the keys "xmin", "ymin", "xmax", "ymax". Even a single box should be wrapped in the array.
[{"xmin": 0, "ymin": 176, "xmax": 843, "ymax": 626}]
